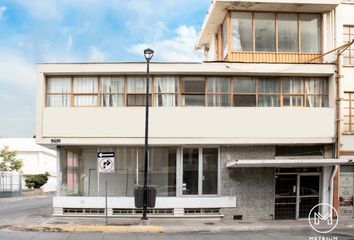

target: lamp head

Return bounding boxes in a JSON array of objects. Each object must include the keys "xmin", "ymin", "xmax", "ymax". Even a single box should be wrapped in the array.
[{"xmin": 144, "ymin": 48, "xmax": 154, "ymax": 61}]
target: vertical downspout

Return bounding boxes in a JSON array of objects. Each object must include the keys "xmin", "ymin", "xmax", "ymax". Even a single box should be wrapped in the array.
[{"xmin": 332, "ymin": 7, "xmax": 341, "ymax": 216}]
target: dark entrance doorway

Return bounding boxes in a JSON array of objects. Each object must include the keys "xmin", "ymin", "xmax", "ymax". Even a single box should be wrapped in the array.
[{"xmin": 275, "ymin": 168, "xmax": 320, "ymax": 220}]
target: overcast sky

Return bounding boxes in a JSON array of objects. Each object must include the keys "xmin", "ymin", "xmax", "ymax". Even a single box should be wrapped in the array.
[{"xmin": 0, "ymin": 0, "xmax": 207, "ymax": 137}]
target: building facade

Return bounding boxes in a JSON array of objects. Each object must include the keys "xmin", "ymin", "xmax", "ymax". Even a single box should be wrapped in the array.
[
  {"xmin": 338, "ymin": 1, "xmax": 354, "ymax": 219},
  {"xmin": 36, "ymin": 0, "xmax": 354, "ymax": 220}
]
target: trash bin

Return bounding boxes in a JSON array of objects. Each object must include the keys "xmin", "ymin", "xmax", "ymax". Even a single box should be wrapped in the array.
[{"xmin": 134, "ymin": 185, "xmax": 156, "ymax": 208}]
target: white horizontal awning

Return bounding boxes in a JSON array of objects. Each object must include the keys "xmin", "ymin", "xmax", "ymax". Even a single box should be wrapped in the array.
[{"xmin": 226, "ymin": 158, "xmax": 354, "ymax": 168}]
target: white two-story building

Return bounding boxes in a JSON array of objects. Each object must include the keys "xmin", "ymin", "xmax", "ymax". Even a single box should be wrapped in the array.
[{"xmin": 36, "ymin": 0, "xmax": 354, "ymax": 220}]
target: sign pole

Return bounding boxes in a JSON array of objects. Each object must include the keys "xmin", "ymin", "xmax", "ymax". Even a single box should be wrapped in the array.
[{"xmin": 105, "ymin": 179, "xmax": 108, "ymax": 226}]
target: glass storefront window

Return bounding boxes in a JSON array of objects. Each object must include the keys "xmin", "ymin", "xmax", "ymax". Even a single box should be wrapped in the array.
[
  {"xmin": 202, "ymin": 148, "xmax": 218, "ymax": 195},
  {"xmin": 183, "ymin": 148, "xmax": 199, "ymax": 195}
]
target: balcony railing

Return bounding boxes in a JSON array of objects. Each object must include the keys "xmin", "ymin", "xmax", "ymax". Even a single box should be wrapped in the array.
[{"xmin": 225, "ymin": 52, "xmax": 322, "ymax": 63}]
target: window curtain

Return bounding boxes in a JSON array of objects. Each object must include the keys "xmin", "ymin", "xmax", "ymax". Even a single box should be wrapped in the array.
[
  {"xmin": 47, "ymin": 77, "xmax": 71, "ymax": 107},
  {"xmin": 258, "ymin": 78, "xmax": 280, "ymax": 107},
  {"xmin": 222, "ymin": 19, "xmax": 228, "ymax": 58},
  {"xmin": 231, "ymin": 12, "xmax": 253, "ymax": 52},
  {"xmin": 127, "ymin": 77, "xmax": 146, "ymax": 93},
  {"xmin": 154, "ymin": 76, "xmax": 177, "ymax": 107},
  {"xmin": 306, "ymin": 78, "xmax": 328, "ymax": 107},
  {"xmin": 282, "ymin": 78, "xmax": 304, "ymax": 106},
  {"xmin": 126, "ymin": 77, "xmax": 151, "ymax": 106},
  {"xmin": 73, "ymin": 77, "xmax": 98, "ymax": 106},
  {"xmin": 100, "ymin": 77, "xmax": 124, "ymax": 107}
]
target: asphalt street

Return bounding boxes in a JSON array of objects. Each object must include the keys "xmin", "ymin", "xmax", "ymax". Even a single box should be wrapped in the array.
[
  {"xmin": 0, "ymin": 229, "xmax": 354, "ymax": 240},
  {"xmin": 0, "ymin": 195, "xmax": 52, "ymax": 225}
]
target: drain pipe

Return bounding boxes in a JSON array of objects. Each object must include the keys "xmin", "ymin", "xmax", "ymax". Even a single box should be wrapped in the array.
[{"xmin": 329, "ymin": 165, "xmax": 338, "ymax": 212}]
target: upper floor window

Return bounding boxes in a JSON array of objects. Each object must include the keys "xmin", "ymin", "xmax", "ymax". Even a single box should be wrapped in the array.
[
  {"xmin": 73, "ymin": 76, "xmax": 98, "ymax": 107},
  {"xmin": 181, "ymin": 77, "xmax": 205, "ymax": 106},
  {"xmin": 343, "ymin": 92, "xmax": 354, "ymax": 133},
  {"xmin": 46, "ymin": 77, "xmax": 71, "ymax": 107},
  {"xmin": 154, "ymin": 76, "xmax": 178, "ymax": 107},
  {"xmin": 127, "ymin": 76, "xmax": 152, "ymax": 106},
  {"xmin": 100, "ymin": 76, "xmax": 125, "ymax": 107},
  {"xmin": 343, "ymin": 26, "xmax": 354, "ymax": 65},
  {"xmin": 46, "ymin": 76, "xmax": 328, "ymax": 108},
  {"xmin": 207, "ymin": 77, "xmax": 231, "ymax": 107},
  {"xmin": 230, "ymin": 12, "xmax": 321, "ymax": 53}
]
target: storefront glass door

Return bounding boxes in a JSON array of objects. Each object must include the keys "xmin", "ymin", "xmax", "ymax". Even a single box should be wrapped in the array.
[
  {"xmin": 275, "ymin": 169, "xmax": 321, "ymax": 220},
  {"xmin": 299, "ymin": 175, "xmax": 320, "ymax": 218},
  {"xmin": 275, "ymin": 175, "xmax": 297, "ymax": 219},
  {"xmin": 182, "ymin": 148, "xmax": 219, "ymax": 196}
]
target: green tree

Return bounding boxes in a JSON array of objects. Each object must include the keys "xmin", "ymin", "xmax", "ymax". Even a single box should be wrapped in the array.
[
  {"xmin": 0, "ymin": 146, "xmax": 23, "ymax": 171},
  {"xmin": 24, "ymin": 172, "xmax": 50, "ymax": 189}
]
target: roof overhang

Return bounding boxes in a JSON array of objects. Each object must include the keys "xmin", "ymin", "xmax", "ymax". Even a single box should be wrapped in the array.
[
  {"xmin": 196, "ymin": 0, "xmax": 340, "ymax": 49},
  {"xmin": 226, "ymin": 158, "xmax": 354, "ymax": 168}
]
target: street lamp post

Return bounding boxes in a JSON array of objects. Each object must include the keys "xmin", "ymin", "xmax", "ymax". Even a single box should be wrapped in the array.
[{"xmin": 142, "ymin": 48, "xmax": 154, "ymax": 221}]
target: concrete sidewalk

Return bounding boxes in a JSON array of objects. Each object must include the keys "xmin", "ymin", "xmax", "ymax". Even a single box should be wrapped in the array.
[{"xmin": 3, "ymin": 217, "xmax": 354, "ymax": 233}]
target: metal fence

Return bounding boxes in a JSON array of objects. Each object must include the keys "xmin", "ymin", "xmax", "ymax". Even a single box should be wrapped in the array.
[{"xmin": 0, "ymin": 171, "xmax": 22, "ymax": 197}]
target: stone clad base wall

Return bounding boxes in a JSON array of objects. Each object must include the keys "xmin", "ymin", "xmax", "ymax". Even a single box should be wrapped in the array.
[{"xmin": 220, "ymin": 146, "xmax": 276, "ymax": 221}]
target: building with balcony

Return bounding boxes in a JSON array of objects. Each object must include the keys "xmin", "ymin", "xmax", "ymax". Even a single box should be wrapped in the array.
[{"xmin": 36, "ymin": 0, "xmax": 354, "ymax": 220}]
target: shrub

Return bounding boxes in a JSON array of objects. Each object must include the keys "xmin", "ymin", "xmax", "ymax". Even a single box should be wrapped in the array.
[{"xmin": 25, "ymin": 172, "xmax": 50, "ymax": 189}]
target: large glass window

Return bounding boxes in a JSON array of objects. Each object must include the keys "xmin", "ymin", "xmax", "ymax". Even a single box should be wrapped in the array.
[
  {"xmin": 182, "ymin": 148, "xmax": 199, "ymax": 195},
  {"xmin": 282, "ymin": 78, "xmax": 304, "ymax": 107},
  {"xmin": 67, "ymin": 151, "xmax": 79, "ymax": 195},
  {"xmin": 150, "ymin": 148, "xmax": 176, "ymax": 197},
  {"xmin": 207, "ymin": 77, "xmax": 231, "ymax": 106},
  {"xmin": 233, "ymin": 77, "xmax": 257, "ymax": 107},
  {"xmin": 59, "ymin": 148, "xmax": 80, "ymax": 196},
  {"xmin": 231, "ymin": 12, "xmax": 253, "ymax": 51},
  {"xmin": 258, "ymin": 78, "xmax": 281, "ymax": 107},
  {"xmin": 100, "ymin": 76, "xmax": 125, "ymax": 107},
  {"xmin": 46, "ymin": 77, "xmax": 71, "ymax": 107},
  {"xmin": 181, "ymin": 77, "xmax": 205, "ymax": 106},
  {"xmin": 343, "ymin": 92, "xmax": 354, "ymax": 133},
  {"xmin": 278, "ymin": 14, "xmax": 298, "ymax": 52},
  {"xmin": 222, "ymin": 18, "xmax": 228, "ymax": 58},
  {"xmin": 154, "ymin": 76, "xmax": 178, "ymax": 107},
  {"xmin": 182, "ymin": 148, "xmax": 219, "ymax": 196},
  {"xmin": 343, "ymin": 26, "xmax": 354, "ymax": 65},
  {"xmin": 46, "ymin": 75, "xmax": 329, "ymax": 108},
  {"xmin": 255, "ymin": 13, "xmax": 276, "ymax": 52},
  {"xmin": 73, "ymin": 76, "xmax": 98, "ymax": 106},
  {"xmin": 300, "ymin": 14, "xmax": 321, "ymax": 53},
  {"xmin": 127, "ymin": 76, "xmax": 152, "ymax": 106},
  {"xmin": 202, "ymin": 148, "xmax": 218, "ymax": 195},
  {"xmin": 305, "ymin": 78, "xmax": 328, "ymax": 107},
  {"xmin": 230, "ymin": 12, "xmax": 321, "ymax": 53},
  {"xmin": 81, "ymin": 147, "xmax": 176, "ymax": 197}
]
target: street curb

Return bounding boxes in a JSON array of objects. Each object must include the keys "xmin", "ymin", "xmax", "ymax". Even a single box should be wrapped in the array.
[
  {"xmin": 1, "ymin": 223, "xmax": 353, "ymax": 233},
  {"xmin": 24, "ymin": 225, "xmax": 164, "ymax": 233}
]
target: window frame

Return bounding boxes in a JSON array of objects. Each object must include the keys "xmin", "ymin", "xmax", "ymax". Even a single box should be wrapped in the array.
[
  {"xmin": 344, "ymin": 91, "xmax": 354, "ymax": 133},
  {"xmin": 181, "ymin": 147, "xmax": 220, "ymax": 196},
  {"xmin": 72, "ymin": 76, "xmax": 99, "ymax": 107},
  {"xmin": 45, "ymin": 75, "xmax": 329, "ymax": 108},
  {"xmin": 343, "ymin": 25, "xmax": 354, "ymax": 66},
  {"xmin": 206, "ymin": 76, "xmax": 231, "ymax": 107},
  {"xmin": 153, "ymin": 76, "xmax": 179, "ymax": 107},
  {"xmin": 180, "ymin": 77, "xmax": 206, "ymax": 107},
  {"xmin": 46, "ymin": 76, "xmax": 72, "ymax": 107},
  {"xmin": 228, "ymin": 11, "xmax": 322, "ymax": 55},
  {"xmin": 99, "ymin": 76, "xmax": 126, "ymax": 107}
]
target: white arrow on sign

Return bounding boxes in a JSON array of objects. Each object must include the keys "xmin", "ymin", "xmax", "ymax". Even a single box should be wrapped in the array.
[{"xmin": 98, "ymin": 152, "xmax": 114, "ymax": 158}]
